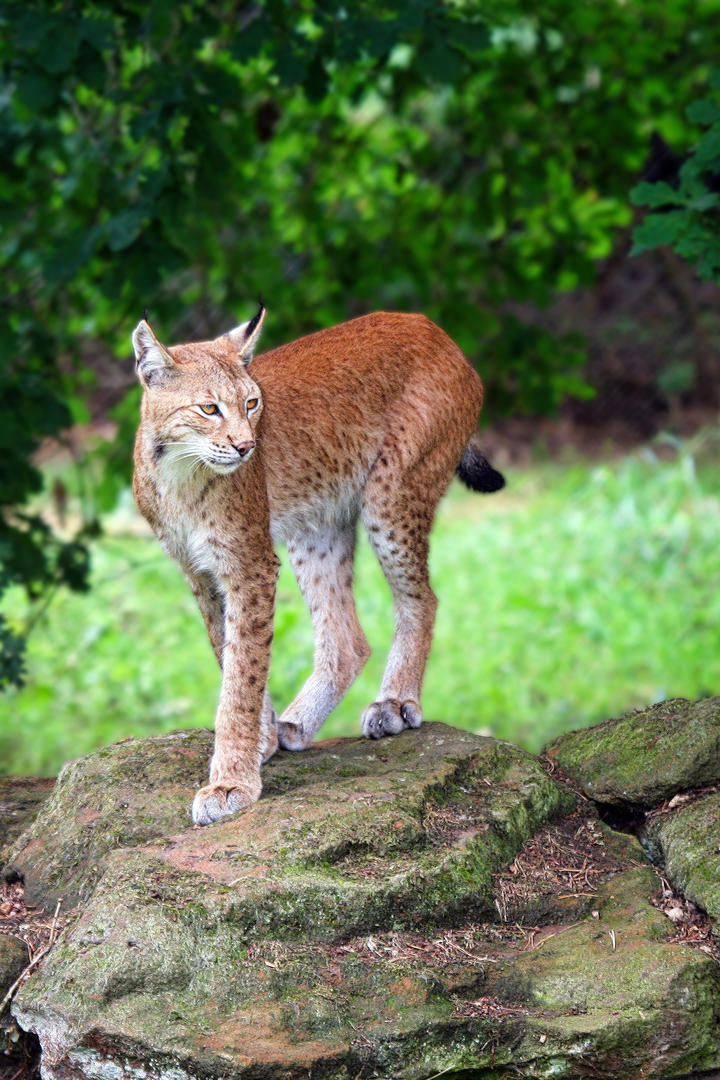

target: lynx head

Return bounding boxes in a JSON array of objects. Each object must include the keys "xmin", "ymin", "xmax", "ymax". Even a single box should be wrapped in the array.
[{"xmin": 132, "ymin": 303, "xmax": 266, "ymax": 476}]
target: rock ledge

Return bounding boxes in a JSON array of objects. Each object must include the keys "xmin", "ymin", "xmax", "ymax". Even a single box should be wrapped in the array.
[{"xmin": 2, "ymin": 711, "xmax": 720, "ymax": 1080}]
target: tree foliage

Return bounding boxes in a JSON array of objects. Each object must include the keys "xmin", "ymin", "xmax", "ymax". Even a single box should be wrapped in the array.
[
  {"xmin": 632, "ymin": 71, "xmax": 720, "ymax": 282},
  {"xmin": 2, "ymin": 0, "xmax": 719, "ymax": 685}
]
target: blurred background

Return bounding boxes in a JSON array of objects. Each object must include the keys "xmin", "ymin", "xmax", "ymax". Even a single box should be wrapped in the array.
[{"xmin": 1, "ymin": 0, "xmax": 719, "ymax": 777}]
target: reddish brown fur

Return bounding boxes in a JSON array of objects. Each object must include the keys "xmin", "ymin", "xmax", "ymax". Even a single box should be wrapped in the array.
[{"xmin": 132, "ymin": 311, "xmax": 484, "ymax": 825}]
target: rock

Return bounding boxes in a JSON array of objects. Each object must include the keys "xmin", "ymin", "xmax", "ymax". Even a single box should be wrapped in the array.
[
  {"xmin": 1, "ymin": 935, "xmax": 26, "ymax": 1048},
  {"xmin": 483, "ymin": 867, "xmax": 720, "ymax": 1080},
  {"xmin": 545, "ymin": 697, "xmax": 720, "ymax": 809},
  {"xmin": 4, "ymin": 723, "xmax": 568, "ymax": 915},
  {"xmin": 642, "ymin": 791, "xmax": 720, "ymax": 929},
  {"xmin": 3, "ymin": 730, "xmax": 214, "ymax": 908},
  {"xmin": 0, "ymin": 775, "xmax": 55, "ymax": 865},
  {"xmin": 1, "ymin": 934, "xmax": 26, "ymax": 1002},
  {"xmin": 7, "ymin": 720, "xmax": 720, "ymax": 1079},
  {"xmin": 1, "ymin": 936, "xmax": 40, "ymax": 1077}
]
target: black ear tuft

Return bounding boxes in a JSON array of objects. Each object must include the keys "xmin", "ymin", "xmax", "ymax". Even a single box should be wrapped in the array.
[
  {"xmin": 245, "ymin": 299, "xmax": 266, "ymax": 342},
  {"xmin": 227, "ymin": 303, "xmax": 267, "ymax": 363},
  {"xmin": 143, "ymin": 307, "xmax": 149, "ymax": 322}
]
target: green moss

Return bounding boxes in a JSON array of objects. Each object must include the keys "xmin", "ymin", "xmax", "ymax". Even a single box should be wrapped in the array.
[
  {"xmin": 2, "ymin": 729, "xmax": 213, "ymax": 908},
  {"xmin": 643, "ymin": 791, "xmax": 720, "ymax": 927},
  {"xmin": 546, "ymin": 697, "xmax": 720, "ymax": 808},
  {"xmin": 0, "ymin": 936, "xmax": 26, "ymax": 1016},
  {"xmin": 5, "ymin": 723, "xmax": 569, "ymax": 924}
]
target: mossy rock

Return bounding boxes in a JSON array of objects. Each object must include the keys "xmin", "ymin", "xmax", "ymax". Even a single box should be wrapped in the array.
[
  {"xmin": 545, "ymin": 697, "xmax": 720, "ymax": 808},
  {"xmin": 1, "ymin": 935, "xmax": 26, "ymax": 1001},
  {"xmin": 3, "ymin": 723, "xmax": 571, "ymax": 913},
  {"xmin": 14, "ymin": 866, "xmax": 720, "ymax": 1079},
  {"xmin": 642, "ymin": 791, "xmax": 720, "ymax": 929},
  {"xmin": 1, "ymin": 935, "xmax": 26, "ymax": 1041},
  {"xmin": 2, "ymin": 729, "xmax": 214, "ymax": 907},
  {"xmin": 0, "ymin": 775, "xmax": 55, "ymax": 866},
  {"xmin": 10, "ymin": 718, "xmax": 720, "ymax": 1078},
  {"xmin": 484, "ymin": 868, "xmax": 720, "ymax": 1079}
]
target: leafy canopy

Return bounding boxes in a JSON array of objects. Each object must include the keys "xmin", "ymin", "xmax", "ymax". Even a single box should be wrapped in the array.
[{"xmin": 632, "ymin": 71, "xmax": 720, "ymax": 282}]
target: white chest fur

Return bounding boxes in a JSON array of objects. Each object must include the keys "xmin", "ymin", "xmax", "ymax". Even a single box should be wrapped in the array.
[
  {"xmin": 161, "ymin": 516, "xmax": 216, "ymax": 575},
  {"xmin": 154, "ymin": 459, "xmax": 220, "ymax": 577}
]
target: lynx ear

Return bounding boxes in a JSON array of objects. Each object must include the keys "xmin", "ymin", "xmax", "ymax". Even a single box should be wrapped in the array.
[
  {"xmin": 227, "ymin": 301, "xmax": 266, "ymax": 366},
  {"xmin": 132, "ymin": 320, "xmax": 176, "ymax": 386}
]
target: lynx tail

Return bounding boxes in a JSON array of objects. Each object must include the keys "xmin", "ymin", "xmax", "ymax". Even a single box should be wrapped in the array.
[{"xmin": 456, "ymin": 433, "xmax": 506, "ymax": 493}]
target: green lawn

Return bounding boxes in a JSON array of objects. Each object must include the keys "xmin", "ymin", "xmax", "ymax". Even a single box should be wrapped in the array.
[{"xmin": 2, "ymin": 438, "xmax": 719, "ymax": 777}]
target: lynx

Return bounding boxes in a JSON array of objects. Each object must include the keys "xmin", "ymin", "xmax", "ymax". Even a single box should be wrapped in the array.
[{"xmin": 132, "ymin": 306, "xmax": 504, "ymax": 825}]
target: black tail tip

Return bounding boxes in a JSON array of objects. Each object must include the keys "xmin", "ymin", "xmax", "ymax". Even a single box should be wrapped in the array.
[{"xmin": 456, "ymin": 453, "xmax": 506, "ymax": 493}]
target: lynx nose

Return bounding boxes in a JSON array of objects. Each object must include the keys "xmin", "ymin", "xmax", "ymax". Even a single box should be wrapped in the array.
[{"xmin": 232, "ymin": 439, "xmax": 255, "ymax": 458}]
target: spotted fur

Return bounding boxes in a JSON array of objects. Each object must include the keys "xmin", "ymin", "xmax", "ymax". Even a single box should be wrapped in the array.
[{"xmin": 132, "ymin": 309, "xmax": 499, "ymax": 824}]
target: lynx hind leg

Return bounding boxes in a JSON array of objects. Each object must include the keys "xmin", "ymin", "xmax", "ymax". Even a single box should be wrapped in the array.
[
  {"xmin": 261, "ymin": 689, "xmax": 279, "ymax": 762},
  {"xmin": 360, "ymin": 452, "xmax": 451, "ymax": 740},
  {"xmin": 277, "ymin": 524, "xmax": 370, "ymax": 751}
]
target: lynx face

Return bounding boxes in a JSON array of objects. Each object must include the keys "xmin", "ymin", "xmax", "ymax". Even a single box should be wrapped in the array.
[
  {"xmin": 149, "ymin": 365, "xmax": 263, "ymax": 476},
  {"xmin": 132, "ymin": 308, "xmax": 266, "ymax": 477}
]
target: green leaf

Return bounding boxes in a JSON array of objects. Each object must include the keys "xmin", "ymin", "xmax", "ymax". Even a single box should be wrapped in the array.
[
  {"xmin": 106, "ymin": 210, "xmax": 146, "ymax": 253},
  {"xmin": 416, "ymin": 41, "xmax": 463, "ymax": 84},
  {"xmin": 231, "ymin": 13, "xmax": 267, "ymax": 63},
  {"xmin": 0, "ymin": 614, "xmax": 26, "ymax": 690},
  {"xmin": 79, "ymin": 15, "xmax": 117, "ymax": 52},
  {"xmin": 303, "ymin": 54, "xmax": 329, "ymax": 103},
  {"xmin": 697, "ymin": 249, "xmax": 720, "ymax": 280},
  {"xmin": 16, "ymin": 71, "xmax": 57, "ymax": 111},
  {"xmin": 629, "ymin": 180, "xmax": 679, "ymax": 209},
  {"xmin": 689, "ymin": 191, "xmax": 720, "ymax": 211},
  {"xmin": 447, "ymin": 20, "xmax": 489, "ymax": 55},
  {"xmin": 686, "ymin": 98, "xmax": 720, "ymax": 126},
  {"xmin": 273, "ymin": 42, "xmax": 308, "ymax": 87},
  {"xmin": 694, "ymin": 126, "xmax": 720, "ymax": 164},
  {"xmin": 37, "ymin": 24, "xmax": 80, "ymax": 74},
  {"xmin": 44, "ymin": 230, "xmax": 98, "ymax": 286},
  {"xmin": 657, "ymin": 360, "xmax": 695, "ymax": 394},
  {"xmin": 631, "ymin": 211, "xmax": 685, "ymax": 252}
]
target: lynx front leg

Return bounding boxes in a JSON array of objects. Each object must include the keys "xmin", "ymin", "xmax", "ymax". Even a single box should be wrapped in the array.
[
  {"xmin": 277, "ymin": 524, "xmax": 370, "ymax": 750},
  {"xmin": 192, "ymin": 547, "xmax": 279, "ymax": 826},
  {"xmin": 185, "ymin": 568, "xmax": 225, "ymax": 667},
  {"xmin": 187, "ymin": 567, "xmax": 278, "ymax": 764}
]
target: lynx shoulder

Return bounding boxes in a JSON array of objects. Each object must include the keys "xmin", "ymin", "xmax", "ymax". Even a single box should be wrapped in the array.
[{"xmin": 132, "ymin": 307, "xmax": 504, "ymax": 824}]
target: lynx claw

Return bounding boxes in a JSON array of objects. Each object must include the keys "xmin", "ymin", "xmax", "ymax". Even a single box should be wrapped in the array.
[
  {"xmin": 192, "ymin": 778, "xmax": 261, "ymax": 826},
  {"xmin": 362, "ymin": 699, "xmax": 422, "ymax": 740}
]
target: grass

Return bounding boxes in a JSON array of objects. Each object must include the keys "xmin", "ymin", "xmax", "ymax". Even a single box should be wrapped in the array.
[{"xmin": 1, "ymin": 435, "xmax": 719, "ymax": 777}]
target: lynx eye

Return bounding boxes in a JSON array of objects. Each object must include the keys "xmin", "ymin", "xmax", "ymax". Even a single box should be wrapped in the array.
[
  {"xmin": 199, "ymin": 403, "xmax": 220, "ymax": 416},
  {"xmin": 246, "ymin": 397, "xmax": 259, "ymax": 411}
]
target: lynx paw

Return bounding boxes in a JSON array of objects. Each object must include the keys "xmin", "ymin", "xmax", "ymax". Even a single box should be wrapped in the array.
[
  {"xmin": 192, "ymin": 777, "xmax": 261, "ymax": 826},
  {"xmin": 277, "ymin": 720, "xmax": 313, "ymax": 751},
  {"xmin": 362, "ymin": 699, "xmax": 422, "ymax": 740}
]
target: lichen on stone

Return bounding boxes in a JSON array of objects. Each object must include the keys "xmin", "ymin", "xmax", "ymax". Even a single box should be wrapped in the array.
[
  {"xmin": 545, "ymin": 697, "xmax": 720, "ymax": 809},
  {"xmin": 643, "ymin": 790, "xmax": 720, "ymax": 929}
]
